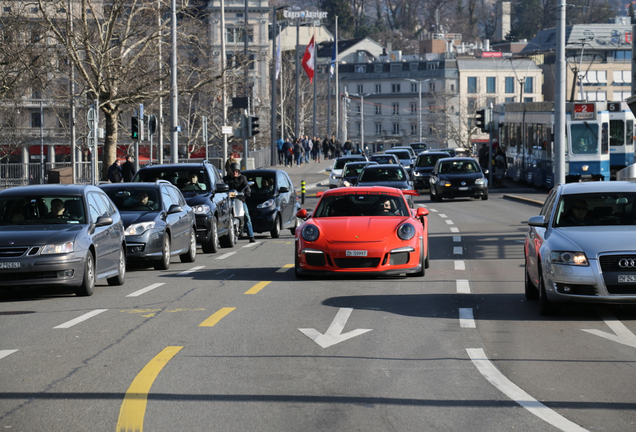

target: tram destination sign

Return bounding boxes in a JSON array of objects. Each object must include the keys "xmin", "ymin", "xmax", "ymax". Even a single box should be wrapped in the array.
[{"xmin": 572, "ymin": 103, "xmax": 595, "ymax": 120}]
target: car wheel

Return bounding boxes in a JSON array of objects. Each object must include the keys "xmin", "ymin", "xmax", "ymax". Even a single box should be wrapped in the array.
[
  {"xmin": 408, "ymin": 239, "xmax": 425, "ymax": 277},
  {"xmin": 107, "ymin": 245, "xmax": 126, "ymax": 286},
  {"xmin": 201, "ymin": 217, "xmax": 219, "ymax": 253},
  {"xmin": 154, "ymin": 233, "xmax": 171, "ymax": 270},
  {"xmin": 271, "ymin": 215, "xmax": 281, "ymax": 238},
  {"xmin": 524, "ymin": 262, "xmax": 539, "ymax": 300},
  {"xmin": 290, "ymin": 217, "xmax": 300, "ymax": 235},
  {"xmin": 180, "ymin": 228, "xmax": 197, "ymax": 263},
  {"xmin": 294, "ymin": 246, "xmax": 307, "ymax": 279},
  {"xmin": 76, "ymin": 252, "xmax": 95, "ymax": 297},
  {"xmin": 220, "ymin": 217, "xmax": 236, "ymax": 248},
  {"xmin": 481, "ymin": 193, "xmax": 489, "ymax": 201},
  {"xmin": 538, "ymin": 270, "xmax": 558, "ymax": 315}
]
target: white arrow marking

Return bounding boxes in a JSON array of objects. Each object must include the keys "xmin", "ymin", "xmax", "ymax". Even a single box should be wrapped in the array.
[
  {"xmin": 582, "ymin": 310, "xmax": 636, "ymax": 349},
  {"xmin": 299, "ymin": 308, "xmax": 372, "ymax": 348}
]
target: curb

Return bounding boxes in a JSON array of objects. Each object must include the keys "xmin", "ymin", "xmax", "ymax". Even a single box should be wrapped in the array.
[{"xmin": 503, "ymin": 194, "xmax": 544, "ymax": 206}]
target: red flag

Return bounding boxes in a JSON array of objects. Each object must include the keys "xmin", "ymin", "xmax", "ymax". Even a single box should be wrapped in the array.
[{"xmin": 301, "ymin": 36, "xmax": 315, "ymax": 83}]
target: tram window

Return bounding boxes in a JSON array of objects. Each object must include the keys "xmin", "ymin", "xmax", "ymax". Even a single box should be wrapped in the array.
[
  {"xmin": 610, "ymin": 120, "xmax": 625, "ymax": 147},
  {"xmin": 628, "ymin": 120, "xmax": 634, "ymax": 145},
  {"xmin": 602, "ymin": 122, "xmax": 609, "ymax": 154},
  {"xmin": 570, "ymin": 123, "xmax": 599, "ymax": 154}
]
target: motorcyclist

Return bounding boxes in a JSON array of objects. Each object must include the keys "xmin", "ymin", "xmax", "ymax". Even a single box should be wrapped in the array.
[{"xmin": 223, "ymin": 163, "xmax": 255, "ymax": 243}]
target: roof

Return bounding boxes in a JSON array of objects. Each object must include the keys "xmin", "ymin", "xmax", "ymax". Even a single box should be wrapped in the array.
[
  {"xmin": 0, "ymin": 184, "xmax": 97, "ymax": 196},
  {"xmin": 521, "ymin": 24, "xmax": 631, "ymax": 53},
  {"xmin": 457, "ymin": 58, "xmax": 541, "ymax": 71},
  {"xmin": 316, "ymin": 38, "xmax": 365, "ymax": 57},
  {"xmin": 560, "ymin": 181, "xmax": 636, "ymax": 195}
]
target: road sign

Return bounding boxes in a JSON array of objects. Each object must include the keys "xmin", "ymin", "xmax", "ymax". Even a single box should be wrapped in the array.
[{"xmin": 222, "ymin": 126, "xmax": 233, "ymax": 134}]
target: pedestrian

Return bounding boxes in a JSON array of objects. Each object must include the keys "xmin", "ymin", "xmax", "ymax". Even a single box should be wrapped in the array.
[
  {"xmin": 477, "ymin": 143, "xmax": 489, "ymax": 173},
  {"xmin": 223, "ymin": 163, "xmax": 255, "ymax": 243},
  {"xmin": 293, "ymin": 138, "xmax": 304, "ymax": 167},
  {"xmin": 322, "ymin": 136, "xmax": 330, "ymax": 160},
  {"xmin": 306, "ymin": 135, "xmax": 313, "ymax": 163},
  {"xmin": 276, "ymin": 137, "xmax": 285, "ymax": 165},
  {"xmin": 121, "ymin": 155, "xmax": 136, "ymax": 182},
  {"xmin": 335, "ymin": 138, "xmax": 342, "ymax": 158},
  {"xmin": 225, "ymin": 154, "xmax": 238, "ymax": 176},
  {"xmin": 344, "ymin": 139, "xmax": 353, "ymax": 155},
  {"xmin": 313, "ymin": 136, "xmax": 321, "ymax": 162},
  {"xmin": 494, "ymin": 147, "xmax": 506, "ymax": 188},
  {"xmin": 108, "ymin": 159, "xmax": 122, "ymax": 183},
  {"xmin": 283, "ymin": 139, "xmax": 293, "ymax": 167}
]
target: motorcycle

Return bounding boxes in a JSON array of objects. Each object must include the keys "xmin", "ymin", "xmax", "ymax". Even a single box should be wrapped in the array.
[{"xmin": 229, "ymin": 181, "xmax": 254, "ymax": 239}]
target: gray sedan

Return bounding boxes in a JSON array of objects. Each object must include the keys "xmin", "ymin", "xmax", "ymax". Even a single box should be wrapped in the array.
[
  {"xmin": 0, "ymin": 184, "xmax": 126, "ymax": 296},
  {"xmin": 525, "ymin": 181, "xmax": 636, "ymax": 315}
]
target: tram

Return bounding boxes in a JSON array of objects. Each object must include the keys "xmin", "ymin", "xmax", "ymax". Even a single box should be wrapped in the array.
[
  {"xmin": 495, "ymin": 101, "xmax": 610, "ymax": 188},
  {"xmin": 607, "ymin": 101, "xmax": 635, "ymax": 179}
]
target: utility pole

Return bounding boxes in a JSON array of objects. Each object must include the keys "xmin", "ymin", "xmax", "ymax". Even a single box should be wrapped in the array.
[{"xmin": 170, "ymin": 0, "xmax": 179, "ymax": 163}]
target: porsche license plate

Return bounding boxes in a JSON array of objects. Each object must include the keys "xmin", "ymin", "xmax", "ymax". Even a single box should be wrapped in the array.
[
  {"xmin": 346, "ymin": 250, "xmax": 367, "ymax": 257},
  {"xmin": 0, "ymin": 262, "xmax": 20, "ymax": 269},
  {"xmin": 618, "ymin": 275, "xmax": 636, "ymax": 283}
]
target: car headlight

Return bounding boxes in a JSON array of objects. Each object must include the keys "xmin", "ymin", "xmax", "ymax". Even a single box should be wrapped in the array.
[
  {"xmin": 550, "ymin": 251, "xmax": 588, "ymax": 266},
  {"xmin": 301, "ymin": 224, "xmax": 320, "ymax": 242},
  {"xmin": 193, "ymin": 205, "xmax": 211, "ymax": 214},
  {"xmin": 441, "ymin": 181, "xmax": 452, "ymax": 187},
  {"xmin": 257, "ymin": 199, "xmax": 274, "ymax": 209},
  {"xmin": 397, "ymin": 223, "xmax": 416, "ymax": 240},
  {"xmin": 125, "ymin": 221, "xmax": 156, "ymax": 236},
  {"xmin": 343, "ymin": 181, "xmax": 351, "ymax": 187},
  {"xmin": 413, "ymin": 171, "xmax": 421, "ymax": 177},
  {"xmin": 41, "ymin": 241, "xmax": 74, "ymax": 254},
  {"xmin": 475, "ymin": 177, "xmax": 486, "ymax": 185},
  {"xmin": 330, "ymin": 173, "xmax": 337, "ymax": 179}
]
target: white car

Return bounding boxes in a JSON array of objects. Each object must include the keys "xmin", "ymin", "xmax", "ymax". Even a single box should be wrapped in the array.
[
  {"xmin": 525, "ymin": 181, "xmax": 636, "ymax": 315},
  {"xmin": 326, "ymin": 156, "xmax": 368, "ymax": 188}
]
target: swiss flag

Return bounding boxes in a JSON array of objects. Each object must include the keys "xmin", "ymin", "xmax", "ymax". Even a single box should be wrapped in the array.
[{"xmin": 301, "ymin": 36, "xmax": 315, "ymax": 83}]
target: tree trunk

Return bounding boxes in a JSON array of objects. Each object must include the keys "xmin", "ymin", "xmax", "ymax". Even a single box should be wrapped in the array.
[{"xmin": 101, "ymin": 107, "xmax": 119, "ymax": 181}]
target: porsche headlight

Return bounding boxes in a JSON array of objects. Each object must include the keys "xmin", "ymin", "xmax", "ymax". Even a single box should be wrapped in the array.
[
  {"xmin": 193, "ymin": 205, "xmax": 211, "ymax": 214},
  {"xmin": 475, "ymin": 177, "xmax": 486, "ymax": 185},
  {"xmin": 41, "ymin": 241, "xmax": 74, "ymax": 254},
  {"xmin": 550, "ymin": 251, "xmax": 588, "ymax": 266},
  {"xmin": 301, "ymin": 224, "xmax": 320, "ymax": 242},
  {"xmin": 125, "ymin": 221, "xmax": 156, "ymax": 236},
  {"xmin": 397, "ymin": 223, "xmax": 416, "ymax": 240},
  {"xmin": 257, "ymin": 199, "xmax": 274, "ymax": 209}
]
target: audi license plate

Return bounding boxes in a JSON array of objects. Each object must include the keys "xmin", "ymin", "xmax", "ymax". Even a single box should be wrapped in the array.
[
  {"xmin": 0, "ymin": 262, "xmax": 20, "ymax": 269},
  {"xmin": 346, "ymin": 250, "xmax": 367, "ymax": 257},
  {"xmin": 618, "ymin": 275, "xmax": 636, "ymax": 283}
]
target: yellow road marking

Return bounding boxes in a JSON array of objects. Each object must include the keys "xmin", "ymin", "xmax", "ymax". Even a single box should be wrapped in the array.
[
  {"xmin": 199, "ymin": 307, "xmax": 235, "ymax": 327},
  {"xmin": 116, "ymin": 346, "xmax": 183, "ymax": 432},
  {"xmin": 276, "ymin": 264, "xmax": 293, "ymax": 273},
  {"xmin": 244, "ymin": 281, "xmax": 271, "ymax": 295}
]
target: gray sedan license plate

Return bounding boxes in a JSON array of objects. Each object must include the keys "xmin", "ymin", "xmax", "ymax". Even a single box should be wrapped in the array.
[
  {"xmin": 0, "ymin": 262, "xmax": 20, "ymax": 269},
  {"xmin": 346, "ymin": 250, "xmax": 367, "ymax": 257},
  {"xmin": 618, "ymin": 275, "xmax": 636, "ymax": 283},
  {"xmin": 458, "ymin": 187, "xmax": 468, "ymax": 191}
]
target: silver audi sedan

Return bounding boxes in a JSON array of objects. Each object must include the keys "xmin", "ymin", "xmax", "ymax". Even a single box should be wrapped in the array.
[{"xmin": 525, "ymin": 181, "xmax": 636, "ymax": 315}]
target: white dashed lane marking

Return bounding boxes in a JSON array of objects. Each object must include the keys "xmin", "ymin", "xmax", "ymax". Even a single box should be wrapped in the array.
[
  {"xmin": 454, "ymin": 261, "xmax": 465, "ymax": 270},
  {"xmin": 456, "ymin": 280, "xmax": 471, "ymax": 294},
  {"xmin": 459, "ymin": 308, "xmax": 476, "ymax": 328},
  {"xmin": 54, "ymin": 309, "xmax": 108, "ymax": 329},
  {"xmin": 178, "ymin": 266, "xmax": 205, "ymax": 275},
  {"xmin": 127, "ymin": 283, "xmax": 165, "ymax": 298},
  {"xmin": 0, "ymin": 350, "xmax": 18, "ymax": 360}
]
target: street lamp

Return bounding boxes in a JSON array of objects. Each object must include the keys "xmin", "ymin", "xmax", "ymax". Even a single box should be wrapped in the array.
[
  {"xmin": 406, "ymin": 78, "xmax": 430, "ymax": 143},
  {"xmin": 349, "ymin": 92, "xmax": 373, "ymax": 152}
]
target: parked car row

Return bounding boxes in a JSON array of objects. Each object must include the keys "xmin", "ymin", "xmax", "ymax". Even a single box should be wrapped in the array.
[{"xmin": 0, "ymin": 162, "xmax": 299, "ymax": 297}]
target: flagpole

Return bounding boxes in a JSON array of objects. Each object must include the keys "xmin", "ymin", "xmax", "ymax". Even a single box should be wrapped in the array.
[
  {"xmin": 312, "ymin": 24, "xmax": 317, "ymax": 138},
  {"xmin": 335, "ymin": 16, "xmax": 339, "ymax": 144},
  {"xmin": 270, "ymin": 5, "xmax": 277, "ymax": 166},
  {"xmin": 279, "ymin": 25, "xmax": 284, "ymax": 142},
  {"xmin": 295, "ymin": 18, "xmax": 300, "ymax": 139}
]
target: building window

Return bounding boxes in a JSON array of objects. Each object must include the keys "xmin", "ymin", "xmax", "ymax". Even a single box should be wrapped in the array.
[
  {"xmin": 614, "ymin": 51, "xmax": 630, "ymax": 61},
  {"xmin": 31, "ymin": 7, "xmax": 38, "ymax": 13},
  {"xmin": 450, "ymin": 84, "xmax": 455, "ymax": 92},
  {"xmin": 392, "ymin": 83, "xmax": 401, "ymax": 93},
  {"xmin": 486, "ymin": 77, "xmax": 496, "ymax": 93},
  {"xmin": 583, "ymin": 91, "xmax": 607, "ymax": 101},
  {"xmin": 32, "ymin": 89, "xmax": 41, "ymax": 99},
  {"xmin": 615, "ymin": 91, "xmax": 632, "ymax": 100},
  {"xmin": 390, "ymin": 64, "xmax": 402, "ymax": 72},
  {"xmin": 583, "ymin": 71, "xmax": 607, "ymax": 85},
  {"xmin": 392, "ymin": 103, "xmax": 399, "ymax": 115},
  {"xmin": 505, "ymin": 77, "xmax": 515, "ymax": 93},
  {"xmin": 467, "ymin": 77, "xmax": 477, "ymax": 93},
  {"xmin": 375, "ymin": 105, "xmax": 381, "ymax": 115},
  {"xmin": 357, "ymin": 84, "xmax": 363, "ymax": 93},
  {"xmin": 427, "ymin": 62, "xmax": 439, "ymax": 70},
  {"xmin": 505, "ymin": 97, "xmax": 515, "ymax": 103},
  {"xmin": 524, "ymin": 97, "xmax": 534, "ymax": 103},
  {"xmin": 411, "ymin": 124, "xmax": 417, "ymax": 134},
  {"xmin": 357, "ymin": 104, "xmax": 361, "ymax": 114},
  {"xmin": 393, "ymin": 123, "xmax": 400, "ymax": 134},
  {"xmin": 613, "ymin": 71, "xmax": 632, "ymax": 86},
  {"xmin": 410, "ymin": 63, "xmax": 418, "ymax": 71},
  {"xmin": 375, "ymin": 64, "xmax": 383, "ymax": 72},
  {"xmin": 375, "ymin": 84, "xmax": 381, "ymax": 93},
  {"xmin": 375, "ymin": 123, "xmax": 382, "ymax": 135},
  {"xmin": 31, "ymin": 112, "xmax": 41, "ymax": 128},
  {"xmin": 524, "ymin": 77, "xmax": 533, "ymax": 93},
  {"xmin": 468, "ymin": 98, "xmax": 478, "ymax": 112},
  {"xmin": 356, "ymin": 122, "xmax": 361, "ymax": 136},
  {"xmin": 429, "ymin": 82, "xmax": 435, "ymax": 92},
  {"xmin": 410, "ymin": 103, "xmax": 417, "ymax": 113},
  {"xmin": 3, "ymin": 7, "xmax": 11, "ymax": 12},
  {"xmin": 355, "ymin": 65, "xmax": 366, "ymax": 73},
  {"xmin": 410, "ymin": 82, "xmax": 417, "ymax": 93}
]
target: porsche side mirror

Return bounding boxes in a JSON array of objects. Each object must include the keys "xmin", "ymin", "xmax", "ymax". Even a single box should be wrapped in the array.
[{"xmin": 416, "ymin": 207, "xmax": 429, "ymax": 217}]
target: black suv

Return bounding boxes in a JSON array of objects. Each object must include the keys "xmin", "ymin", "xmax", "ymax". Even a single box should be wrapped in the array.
[{"xmin": 132, "ymin": 162, "xmax": 233, "ymax": 253}]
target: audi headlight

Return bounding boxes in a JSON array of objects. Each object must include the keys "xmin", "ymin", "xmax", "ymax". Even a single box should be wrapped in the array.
[
  {"xmin": 550, "ymin": 251, "xmax": 588, "ymax": 266},
  {"xmin": 41, "ymin": 241, "xmax": 74, "ymax": 255},
  {"xmin": 125, "ymin": 221, "xmax": 156, "ymax": 236},
  {"xmin": 475, "ymin": 177, "xmax": 486, "ymax": 185},
  {"xmin": 301, "ymin": 224, "xmax": 320, "ymax": 242},
  {"xmin": 257, "ymin": 199, "xmax": 274, "ymax": 209},
  {"xmin": 397, "ymin": 223, "xmax": 416, "ymax": 240},
  {"xmin": 193, "ymin": 205, "xmax": 211, "ymax": 214}
]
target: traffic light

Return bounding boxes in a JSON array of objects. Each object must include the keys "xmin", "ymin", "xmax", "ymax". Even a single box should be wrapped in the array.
[
  {"xmin": 475, "ymin": 109, "xmax": 486, "ymax": 133},
  {"xmin": 131, "ymin": 116, "xmax": 139, "ymax": 139},
  {"xmin": 148, "ymin": 115, "xmax": 157, "ymax": 136},
  {"xmin": 248, "ymin": 115, "xmax": 260, "ymax": 137}
]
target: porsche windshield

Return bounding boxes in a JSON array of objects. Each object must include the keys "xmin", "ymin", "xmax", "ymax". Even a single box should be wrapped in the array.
[{"xmin": 313, "ymin": 193, "xmax": 409, "ymax": 217}]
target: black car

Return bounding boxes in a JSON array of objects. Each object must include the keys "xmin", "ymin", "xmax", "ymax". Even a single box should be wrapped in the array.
[
  {"xmin": 132, "ymin": 161, "xmax": 233, "ymax": 253},
  {"xmin": 336, "ymin": 161, "xmax": 378, "ymax": 187},
  {"xmin": 327, "ymin": 155, "xmax": 368, "ymax": 188},
  {"xmin": 356, "ymin": 164, "xmax": 418, "ymax": 207},
  {"xmin": 242, "ymin": 169, "xmax": 301, "ymax": 238},
  {"xmin": 100, "ymin": 181, "xmax": 197, "ymax": 270},
  {"xmin": 411, "ymin": 151, "xmax": 451, "ymax": 190},
  {"xmin": 427, "ymin": 148, "xmax": 457, "ymax": 157},
  {"xmin": 429, "ymin": 157, "xmax": 488, "ymax": 201},
  {"xmin": 384, "ymin": 149, "xmax": 415, "ymax": 175},
  {"xmin": 0, "ymin": 184, "xmax": 126, "ymax": 296}
]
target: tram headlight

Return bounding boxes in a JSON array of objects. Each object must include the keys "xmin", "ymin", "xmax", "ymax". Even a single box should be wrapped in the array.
[{"xmin": 582, "ymin": 165, "xmax": 589, "ymax": 172}]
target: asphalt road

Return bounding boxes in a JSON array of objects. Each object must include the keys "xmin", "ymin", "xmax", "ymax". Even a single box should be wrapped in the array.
[{"xmin": 1, "ymin": 161, "xmax": 635, "ymax": 432}]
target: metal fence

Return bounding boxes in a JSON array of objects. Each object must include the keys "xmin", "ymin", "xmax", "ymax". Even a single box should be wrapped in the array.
[{"xmin": 0, "ymin": 149, "xmax": 272, "ymax": 188}]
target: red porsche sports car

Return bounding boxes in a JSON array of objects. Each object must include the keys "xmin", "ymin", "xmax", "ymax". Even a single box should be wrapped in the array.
[{"xmin": 294, "ymin": 186, "xmax": 429, "ymax": 278}]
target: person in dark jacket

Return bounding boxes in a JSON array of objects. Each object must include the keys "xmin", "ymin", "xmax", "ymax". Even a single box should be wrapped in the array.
[
  {"xmin": 108, "ymin": 160, "xmax": 122, "ymax": 183},
  {"xmin": 282, "ymin": 139, "xmax": 293, "ymax": 167},
  {"xmin": 223, "ymin": 163, "xmax": 255, "ymax": 242},
  {"xmin": 121, "ymin": 155, "xmax": 136, "ymax": 182},
  {"xmin": 293, "ymin": 138, "xmax": 304, "ymax": 167}
]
